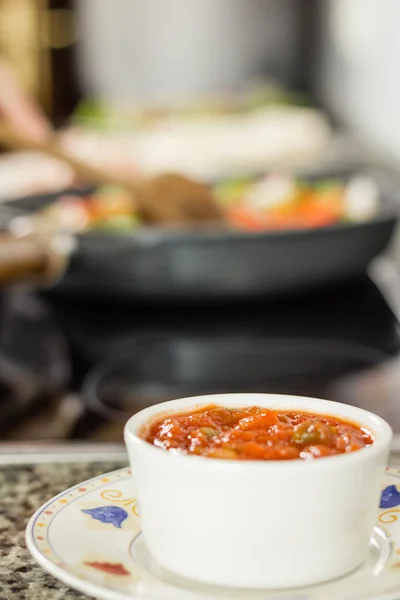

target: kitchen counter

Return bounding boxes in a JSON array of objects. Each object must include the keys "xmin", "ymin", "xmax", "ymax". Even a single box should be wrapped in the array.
[
  {"xmin": 0, "ymin": 460, "xmax": 125, "ymax": 600},
  {"xmin": 2, "ymin": 454, "xmax": 400, "ymax": 600}
]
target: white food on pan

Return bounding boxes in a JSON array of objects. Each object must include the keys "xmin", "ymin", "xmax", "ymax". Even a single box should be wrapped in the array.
[
  {"xmin": 343, "ymin": 175, "xmax": 380, "ymax": 221},
  {"xmin": 132, "ymin": 107, "xmax": 332, "ymax": 179},
  {"xmin": 244, "ymin": 174, "xmax": 297, "ymax": 209}
]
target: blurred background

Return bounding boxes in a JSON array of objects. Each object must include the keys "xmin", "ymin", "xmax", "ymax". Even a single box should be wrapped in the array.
[
  {"xmin": 2, "ymin": 0, "xmax": 400, "ymax": 157},
  {"xmin": 1, "ymin": 0, "xmax": 400, "ymax": 456}
]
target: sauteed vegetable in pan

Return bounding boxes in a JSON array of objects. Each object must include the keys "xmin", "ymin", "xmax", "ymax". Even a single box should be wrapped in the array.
[{"xmin": 38, "ymin": 173, "xmax": 379, "ymax": 233}]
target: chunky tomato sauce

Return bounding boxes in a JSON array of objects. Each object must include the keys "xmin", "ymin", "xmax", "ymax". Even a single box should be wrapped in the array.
[{"xmin": 142, "ymin": 405, "xmax": 373, "ymax": 460}]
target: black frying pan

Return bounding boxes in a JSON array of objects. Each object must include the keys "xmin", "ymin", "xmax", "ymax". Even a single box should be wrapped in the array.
[{"xmin": 3, "ymin": 167, "xmax": 399, "ymax": 301}]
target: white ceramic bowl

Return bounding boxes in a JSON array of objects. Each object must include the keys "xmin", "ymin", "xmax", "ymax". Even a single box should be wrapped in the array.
[{"xmin": 124, "ymin": 394, "xmax": 392, "ymax": 589}]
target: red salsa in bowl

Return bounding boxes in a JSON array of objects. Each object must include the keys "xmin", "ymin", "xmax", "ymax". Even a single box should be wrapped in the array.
[{"xmin": 142, "ymin": 404, "xmax": 373, "ymax": 460}]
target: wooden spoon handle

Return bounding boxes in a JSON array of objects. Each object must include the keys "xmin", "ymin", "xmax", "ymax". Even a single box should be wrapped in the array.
[{"xmin": 0, "ymin": 234, "xmax": 51, "ymax": 284}]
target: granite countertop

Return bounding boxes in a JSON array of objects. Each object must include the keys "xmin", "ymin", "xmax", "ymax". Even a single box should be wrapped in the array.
[
  {"xmin": 2, "ymin": 454, "xmax": 400, "ymax": 600},
  {"xmin": 0, "ymin": 461, "xmax": 125, "ymax": 600}
]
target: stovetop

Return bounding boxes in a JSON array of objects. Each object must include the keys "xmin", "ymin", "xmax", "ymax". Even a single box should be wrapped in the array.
[{"xmin": 1, "ymin": 261, "xmax": 400, "ymax": 445}]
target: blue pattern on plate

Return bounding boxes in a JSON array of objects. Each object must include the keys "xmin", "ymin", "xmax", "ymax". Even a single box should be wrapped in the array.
[
  {"xmin": 81, "ymin": 506, "xmax": 128, "ymax": 529},
  {"xmin": 380, "ymin": 485, "xmax": 400, "ymax": 509}
]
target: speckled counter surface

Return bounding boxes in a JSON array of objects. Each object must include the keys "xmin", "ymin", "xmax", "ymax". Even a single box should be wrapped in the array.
[{"xmin": 0, "ymin": 461, "xmax": 126, "ymax": 600}]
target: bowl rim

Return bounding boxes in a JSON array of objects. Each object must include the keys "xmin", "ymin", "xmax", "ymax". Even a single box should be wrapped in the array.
[{"xmin": 124, "ymin": 393, "xmax": 392, "ymax": 470}]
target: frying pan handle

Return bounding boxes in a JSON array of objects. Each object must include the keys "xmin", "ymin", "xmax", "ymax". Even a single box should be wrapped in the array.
[{"xmin": 0, "ymin": 233, "xmax": 67, "ymax": 285}]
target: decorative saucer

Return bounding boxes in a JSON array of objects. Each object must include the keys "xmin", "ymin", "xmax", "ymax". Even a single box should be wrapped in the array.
[{"xmin": 26, "ymin": 465, "xmax": 400, "ymax": 600}]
